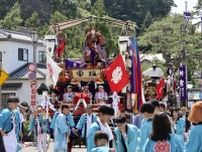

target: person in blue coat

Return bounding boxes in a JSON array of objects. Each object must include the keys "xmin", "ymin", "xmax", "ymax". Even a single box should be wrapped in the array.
[
  {"xmin": 185, "ymin": 101, "xmax": 202, "ymax": 152},
  {"xmin": 15, "ymin": 101, "xmax": 28, "ymax": 152},
  {"xmin": 13, "ymin": 98, "xmax": 21, "ymax": 142},
  {"xmin": 139, "ymin": 102, "xmax": 154, "ymax": 150},
  {"xmin": 50, "ymin": 110, "xmax": 60, "ymax": 130},
  {"xmin": 29, "ymin": 105, "xmax": 48, "ymax": 151},
  {"xmin": 65, "ymin": 106, "xmax": 76, "ymax": 152},
  {"xmin": 14, "ymin": 108, "xmax": 22, "ymax": 152},
  {"xmin": 28, "ymin": 106, "xmax": 48, "ymax": 134},
  {"xmin": 0, "ymin": 97, "xmax": 19, "ymax": 152},
  {"xmin": 113, "ymin": 116, "xmax": 140, "ymax": 152},
  {"xmin": 54, "ymin": 104, "xmax": 71, "ymax": 152},
  {"xmin": 143, "ymin": 113, "xmax": 184, "ymax": 152},
  {"xmin": 76, "ymin": 105, "xmax": 97, "ymax": 145},
  {"xmin": 170, "ymin": 108, "xmax": 186, "ymax": 141},
  {"xmin": 91, "ymin": 131, "xmax": 115, "ymax": 152},
  {"xmin": 87, "ymin": 105, "xmax": 114, "ymax": 152}
]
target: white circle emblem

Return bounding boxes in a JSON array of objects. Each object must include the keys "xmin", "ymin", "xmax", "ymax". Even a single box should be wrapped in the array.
[{"xmin": 111, "ymin": 67, "xmax": 122, "ymax": 84}]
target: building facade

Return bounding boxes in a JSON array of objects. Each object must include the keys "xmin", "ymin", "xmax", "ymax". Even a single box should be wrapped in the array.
[{"xmin": 0, "ymin": 29, "xmax": 47, "ymax": 107}]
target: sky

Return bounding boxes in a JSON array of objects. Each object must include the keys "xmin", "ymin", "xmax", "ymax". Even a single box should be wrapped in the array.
[
  {"xmin": 171, "ymin": 0, "xmax": 198, "ymax": 14},
  {"xmin": 172, "ymin": 0, "xmax": 200, "ymax": 25}
]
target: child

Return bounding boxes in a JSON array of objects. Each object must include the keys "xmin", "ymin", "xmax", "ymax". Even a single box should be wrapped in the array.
[
  {"xmin": 87, "ymin": 105, "xmax": 114, "ymax": 151},
  {"xmin": 91, "ymin": 131, "xmax": 115, "ymax": 152},
  {"xmin": 114, "ymin": 116, "xmax": 140, "ymax": 152}
]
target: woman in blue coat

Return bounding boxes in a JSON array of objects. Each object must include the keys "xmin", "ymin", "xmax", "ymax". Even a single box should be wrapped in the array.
[
  {"xmin": 170, "ymin": 108, "xmax": 186, "ymax": 141},
  {"xmin": 139, "ymin": 102, "xmax": 155, "ymax": 150},
  {"xmin": 113, "ymin": 116, "xmax": 140, "ymax": 152},
  {"xmin": 143, "ymin": 113, "xmax": 184, "ymax": 152},
  {"xmin": 185, "ymin": 101, "xmax": 202, "ymax": 152},
  {"xmin": 76, "ymin": 105, "xmax": 97, "ymax": 144}
]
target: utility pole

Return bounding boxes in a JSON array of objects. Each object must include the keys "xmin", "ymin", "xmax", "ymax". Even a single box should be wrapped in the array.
[
  {"xmin": 30, "ymin": 31, "xmax": 38, "ymax": 109},
  {"xmin": 0, "ymin": 51, "xmax": 2, "ymax": 108},
  {"xmin": 185, "ymin": 1, "xmax": 188, "ymax": 12},
  {"xmin": 180, "ymin": 1, "xmax": 189, "ymax": 107}
]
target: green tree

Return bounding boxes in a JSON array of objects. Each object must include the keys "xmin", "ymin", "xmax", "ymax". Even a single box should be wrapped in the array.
[
  {"xmin": 141, "ymin": 11, "xmax": 153, "ymax": 31},
  {"xmin": 21, "ymin": 0, "xmax": 53, "ymax": 24},
  {"xmin": 78, "ymin": 0, "xmax": 92, "ymax": 16},
  {"xmin": 91, "ymin": 0, "xmax": 105, "ymax": 17},
  {"xmin": 104, "ymin": 0, "xmax": 175, "ymax": 32},
  {"xmin": 194, "ymin": 0, "xmax": 202, "ymax": 15},
  {"xmin": 24, "ymin": 12, "xmax": 40, "ymax": 29},
  {"xmin": 139, "ymin": 15, "xmax": 202, "ymax": 80},
  {"xmin": 0, "ymin": 0, "xmax": 17, "ymax": 19},
  {"xmin": 0, "ymin": 2, "xmax": 23, "ymax": 30},
  {"xmin": 50, "ymin": 0, "xmax": 78, "ymax": 18},
  {"xmin": 50, "ymin": 11, "xmax": 67, "ymax": 24}
]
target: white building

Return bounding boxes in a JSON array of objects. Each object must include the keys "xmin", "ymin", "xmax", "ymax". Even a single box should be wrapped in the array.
[{"xmin": 0, "ymin": 29, "xmax": 47, "ymax": 107}]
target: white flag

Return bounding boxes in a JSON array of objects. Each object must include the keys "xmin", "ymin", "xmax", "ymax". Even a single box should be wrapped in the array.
[
  {"xmin": 46, "ymin": 54, "xmax": 62, "ymax": 87},
  {"xmin": 44, "ymin": 35, "xmax": 57, "ymax": 57}
]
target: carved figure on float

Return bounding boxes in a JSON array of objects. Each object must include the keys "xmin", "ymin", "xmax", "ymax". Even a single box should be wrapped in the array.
[{"xmin": 83, "ymin": 27, "xmax": 107, "ymax": 67}]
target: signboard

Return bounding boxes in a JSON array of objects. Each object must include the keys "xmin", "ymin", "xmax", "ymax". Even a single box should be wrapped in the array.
[
  {"xmin": 179, "ymin": 64, "xmax": 187, "ymax": 102},
  {"xmin": 71, "ymin": 69, "xmax": 103, "ymax": 81},
  {"xmin": 0, "ymin": 69, "xmax": 9, "ymax": 86},
  {"xmin": 30, "ymin": 81, "xmax": 37, "ymax": 107},
  {"xmin": 28, "ymin": 63, "xmax": 36, "ymax": 72},
  {"xmin": 188, "ymin": 90, "xmax": 202, "ymax": 101},
  {"xmin": 28, "ymin": 72, "xmax": 36, "ymax": 80}
]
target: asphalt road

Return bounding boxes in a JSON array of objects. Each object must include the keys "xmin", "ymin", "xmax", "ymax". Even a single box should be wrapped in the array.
[{"xmin": 22, "ymin": 142, "xmax": 86, "ymax": 152}]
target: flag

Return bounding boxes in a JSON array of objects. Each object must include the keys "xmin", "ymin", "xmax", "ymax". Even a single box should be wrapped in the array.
[
  {"xmin": 104, "ymin": 54, "xmax": 129, "ymax": 93},
  {"xmin": 129, "ymin": 38, "xmax": 143, "ymax": 111},
  {"xmin": 46, "ymin": 54, "xmax": 62, "ymax": 87},
  {"xmin": 156, "ymin": 78, "xmax": 165, "ymax": 100}
]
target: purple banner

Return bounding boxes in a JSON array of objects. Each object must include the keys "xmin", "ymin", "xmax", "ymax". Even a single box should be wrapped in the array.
[{"xmin": 179, "ymin": 64, "xmax": 187, "ymax": 101}]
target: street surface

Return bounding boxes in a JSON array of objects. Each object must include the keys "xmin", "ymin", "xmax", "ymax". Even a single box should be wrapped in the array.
[{"xmin": 22, "ymin": 142, "xmax": 86, "ymax": 152}]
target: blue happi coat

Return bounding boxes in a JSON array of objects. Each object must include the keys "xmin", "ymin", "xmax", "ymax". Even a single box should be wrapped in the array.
[
  {"xmin": 175, "ymin": 118, "xmax": 186, "ymax": 135},
  {"xmin": 66, "ymin": 112, "xmax": 75, "ymax": 128},
  {"xmin": 143, "ymin": 134, "xmax": 184, "ymax": 152},
  {"xmin": 87, "ymin": 121, "xmax": 101, "ymax": 152},
  {"xmin": 185, "ymin": 123, "xmax": 202, "ymax": 152},
  {"xmin": 54, "ymin": 113, "xmax": 70, "ymax": 152},
  {"xmin": 50, "ymin": 111, "xmax": 59, "ymax": 129},
  {"xmin": 13, "ymin": 109, "xmax": 21, "ymax": 142},
  {"xmin": 76, "ymin": 113, "xmax": 97, "ymax": 138},
  {"xmin": 113, "ymin": 124, "xmax": 140, "ymax": 152},
  {"xmin": 91, "ymin": 146, "xmax": 110, "ymax": 152},
  {"xmin": 0, "ymin": 108, "xmax": 14, "ymax": 133},
  {"xmin": 28, "ymin": 113, "xmax": 48, "ymax": 134},
  {"xmin": 139, "ymin": 118, "xmax": 152, "ymax": 150}
]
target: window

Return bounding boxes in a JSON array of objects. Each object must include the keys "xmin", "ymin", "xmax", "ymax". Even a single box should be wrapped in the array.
[
  {"xmin": 18, "ymin": 48, "xmax": 28, "ymax": 61},
  {"xmin": 38, "ymin": 51, "xmax": 46, "ymax": 63}
]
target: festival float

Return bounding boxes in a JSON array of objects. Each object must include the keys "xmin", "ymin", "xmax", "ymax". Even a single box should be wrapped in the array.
[{"xmin": 45, "ymin": 16, "xmax": 138, "ymax": 118}]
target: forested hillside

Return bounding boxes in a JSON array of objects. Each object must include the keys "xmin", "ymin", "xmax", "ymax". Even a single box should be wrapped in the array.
[{"xmin": 0, "ymin": 0, "xmax": 175, "ymax": 57}]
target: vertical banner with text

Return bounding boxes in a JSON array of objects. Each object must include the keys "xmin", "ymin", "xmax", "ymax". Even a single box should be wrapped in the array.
[
  {"xmin": 179, "ymin": 64, "xmax": 187, "ymax": 102},
  {"xmin": 28, "ymin": 63, "xmax": 37, "ymax": 107}
]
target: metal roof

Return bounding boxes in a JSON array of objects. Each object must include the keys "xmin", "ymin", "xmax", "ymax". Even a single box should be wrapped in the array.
[
  {"xmin": 9, "ymin": 63, "xmax": 46, "ymax": 80},
  {"xmin": 0, "ymin": 28, "xmax": 44, "ymax": 43}
]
